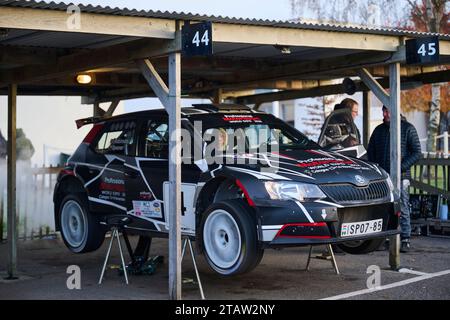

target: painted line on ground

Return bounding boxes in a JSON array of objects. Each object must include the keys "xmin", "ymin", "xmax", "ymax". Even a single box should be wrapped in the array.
[
  {"xmin": 321, "ymin": 269, "xmax": 450, "ymax": 300},
  {"xmin": 398, "ymin": 268, "xmax": 429, "ymax": 276}
]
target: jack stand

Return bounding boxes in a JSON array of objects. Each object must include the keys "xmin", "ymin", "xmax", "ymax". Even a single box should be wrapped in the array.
[
  {"xmin": 182, "ymin": 237, "xmax": 205, "ymax": 300},
  {"xmin": 305, "ymin": 244, "xmax": 340, "ymax": 275},
  {"xmin": 99, "ymin": 227, "xmax": 129, "ymax": 285}
]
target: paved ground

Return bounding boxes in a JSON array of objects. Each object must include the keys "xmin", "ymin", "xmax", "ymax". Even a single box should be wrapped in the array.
[{"xmin": 0, "ymin": 235, "xmax": 449, "ymax": 300}]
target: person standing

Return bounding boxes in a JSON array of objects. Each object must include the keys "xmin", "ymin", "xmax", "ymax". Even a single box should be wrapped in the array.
[
  {"xmin": 368, "ymin": 106, "xmax": 422, "ymax": 252},
  {"xmin": 0, "ymin": 129, "xmax": 6, "ymax": 160}
]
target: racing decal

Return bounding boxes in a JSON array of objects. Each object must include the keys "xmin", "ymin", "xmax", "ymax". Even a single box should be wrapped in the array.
[
  {"xmin": 139, "ymin": 191, "xmax": 154, "ymax": 200},
  {"xmin": 132, "ymin": 200, "xmax": 163, "ymax": 219},
  {"xmin": 210, "ymin": 165, "xmax": 222, "ymax": 178},
  {"xmin": 295, "ymin": 156, "xmax": 371, "ymax": 174},
  {"xmin": 84, "ymin": 155, "xmax": 125, "ymax": 188},
  {"xmin": 163, "ymin": 182, "xmax": 197, "ymax": 235},
  {"xmin": 222, "ymin": 115, "xmax": 263, "ymax": 123},
  {"xmin": 294, "ymin": 201, "xmax": 315, "ymax": 223},
  {"xmin": 314, "ymin": 200, "xmax": 344, "ymax": 208},
  {"xmin": 260, "ymin": 226, "xmax": 283, "ymax": 242},
  {"xmin": 88, "ymin": 197, "xmax": 126, "ymax": 211},
  {"xmin": 98, "ymin": 176, "xmax": 126, "ymax": 203},
  {"xmin": 135, "ymin": 158, "xmax": 160, "ymax": 201},
  {"xmin": 127, "ymin": 209, "xmax": 166, "ymax": 232}
]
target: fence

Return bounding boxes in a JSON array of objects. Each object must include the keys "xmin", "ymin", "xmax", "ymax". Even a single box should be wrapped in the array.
[
  {"xmin": 0, "ymin": 163, "xmax": 62, "ymax": 242},
  {"xmin": 410, "ymin": 156, "xmax": 450, "ymax": 235},
  {"xmin": 419, "ymin": 131, "xmax": 449, "ymax": 159}
]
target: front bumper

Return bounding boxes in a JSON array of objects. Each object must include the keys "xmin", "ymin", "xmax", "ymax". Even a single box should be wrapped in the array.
[{"xmin": 255, "ymin": 199, "xmax": 400, "ymax": 247}]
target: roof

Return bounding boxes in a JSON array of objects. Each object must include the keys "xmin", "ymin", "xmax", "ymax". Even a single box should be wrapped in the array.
[
  {"xmin": 0, "ymin": 0, "xmax": 448, "ymax": 102},
  {"xmin": 1, "ymin": 0, "xmax": 449, "ymax": 40}
]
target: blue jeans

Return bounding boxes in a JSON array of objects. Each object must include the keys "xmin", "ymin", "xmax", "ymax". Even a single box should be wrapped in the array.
[{"xmin": 400, "ymin": 179, "xmax": 411, "ymax": 240}]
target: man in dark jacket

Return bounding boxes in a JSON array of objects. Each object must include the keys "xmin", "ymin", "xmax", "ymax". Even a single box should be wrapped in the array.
[{"xmin": 368, "ymin": 106, "xmax": 422, "ymax": 252}]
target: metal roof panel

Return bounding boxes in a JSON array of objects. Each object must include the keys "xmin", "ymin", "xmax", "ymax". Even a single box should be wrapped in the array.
[{"xmin": 1, "ymin": 0, "xmax": 449, "ymax": 40}]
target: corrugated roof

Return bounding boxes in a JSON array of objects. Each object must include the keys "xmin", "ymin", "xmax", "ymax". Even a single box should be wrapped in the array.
[{"xmin": 1, "ymin": 0, "xmax": 449, "ymax": 40}]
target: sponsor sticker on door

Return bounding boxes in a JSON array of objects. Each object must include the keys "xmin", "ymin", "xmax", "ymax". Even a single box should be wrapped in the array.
[{"xmin": 132, "ymin": 201, "xmax": 163, "ymax": 218}]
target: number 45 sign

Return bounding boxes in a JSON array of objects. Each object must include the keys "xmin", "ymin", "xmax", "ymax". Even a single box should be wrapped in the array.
[
  {"xmin": 182, "ymin": 21, "xmax": 213, "ymax": 57},
  {"xmin": 406, "ymin": 36, "xmax": 440, "ymax": 65}
]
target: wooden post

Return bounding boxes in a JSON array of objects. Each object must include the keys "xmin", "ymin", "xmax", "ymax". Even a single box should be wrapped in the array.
[
  {"xmin": 7, "ymin": 84, "xmax": 18, "ymax": 279},
  {"xmin": 389, "ymin": 62, "xmax": 401, "ymax": 270},
  {"xmin": 363, "ymin": 91, "xmax": 371, "ymax": 148},
  {"xmin": 168, "ymin": 52, "xmax": 182, "ymax": 300}
]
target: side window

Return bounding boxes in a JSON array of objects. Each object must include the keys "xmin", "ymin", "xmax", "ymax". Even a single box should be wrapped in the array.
[
  {"xmin": 142, "ymin": 119, "xmax": 169, "ymax": 159},
  {"xmin": 95, "ymin": 121, "xmax": 136, "ymax": 156}
]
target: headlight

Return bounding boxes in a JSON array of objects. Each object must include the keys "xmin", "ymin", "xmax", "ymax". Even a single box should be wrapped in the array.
[
  {"xmin": 386, "ymin": 177, "xmax": 394, "ymax": 192},
  {"xmin": 264, "ymin": 181, "xmax": 326, "ymax": 202}
]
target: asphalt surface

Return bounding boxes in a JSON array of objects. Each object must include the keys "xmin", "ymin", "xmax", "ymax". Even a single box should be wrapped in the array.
[{"xmin": 0, "ymin": 235, "xmax": 449, "ymax": 300}]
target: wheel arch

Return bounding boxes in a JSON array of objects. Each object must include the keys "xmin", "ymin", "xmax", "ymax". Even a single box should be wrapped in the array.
[
  {"xmin": 54, "ymin": 175, "xmax": 88, "ymax": 231},
  {"xmin": 195, "ymin": 174, "xmax": 260, "ymax": 252}
]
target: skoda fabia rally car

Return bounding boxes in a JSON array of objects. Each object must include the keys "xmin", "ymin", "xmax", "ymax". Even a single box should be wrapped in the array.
[{"xmin": 54, "ymin": 104, "xmax": 400, "ymax": 276}]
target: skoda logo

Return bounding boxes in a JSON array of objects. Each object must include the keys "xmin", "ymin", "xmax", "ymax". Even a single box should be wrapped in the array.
[{"xmin": 355, "ymin": 175, "xmax": 366, "ymax": 185}]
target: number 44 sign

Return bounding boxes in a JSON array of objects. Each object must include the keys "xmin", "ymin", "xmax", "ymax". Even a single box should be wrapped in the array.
[
  {"xmin": 182, "ymin": 21, "xmax": 213, "ymax": 57},
  {"xmin": 406, "ymin": 36, "xmax": 440, "ymax": 65}
]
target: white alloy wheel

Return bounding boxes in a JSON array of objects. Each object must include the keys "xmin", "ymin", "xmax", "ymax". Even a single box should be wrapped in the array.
[
  {"xmin": 61, "ymin": 200, "xmax": 88, "ymax": 248},
  {"xmin": 203, "ymin": 209, "xmax": 242, "ymax": 269}
]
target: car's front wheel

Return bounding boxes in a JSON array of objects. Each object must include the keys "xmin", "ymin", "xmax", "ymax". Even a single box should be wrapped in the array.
[
  {"xmin": 200, "ymin": 200, "xmax": 263, "ymax": 276},
  {"xmin": 337, "ymin": 238, "xmax": 385, "ymax": 254},
  {"xmin": 59, "ymin": 194, "xmax": 105, "ymax": 253}
]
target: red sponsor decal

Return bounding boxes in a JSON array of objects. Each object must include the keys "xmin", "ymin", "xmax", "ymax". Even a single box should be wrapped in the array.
[
  {"xmin": 223, "ymin": 116, "xmax": 262, "ymax": 122},
  {"xmin": 100, "ymin": 182, "xmax": 125, "ymax": 192},
  {"xmin": 296, "ymin": 159, "xmax": 354, "ymax": 168}
]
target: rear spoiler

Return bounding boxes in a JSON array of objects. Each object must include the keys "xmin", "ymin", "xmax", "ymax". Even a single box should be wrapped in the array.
[{"xmin": 75, "ymin": 116, "xmax": 103, "ymax": 129}]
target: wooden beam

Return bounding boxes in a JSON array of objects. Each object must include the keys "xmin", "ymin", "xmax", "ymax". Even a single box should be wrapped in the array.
[
  {"xmin": 189, "ymin": 51, "xmax": 396, "ymax": 93},
  {"xmin": 357, "ymin": 68, "xmax": 390, "ymax": 108},
  {"xmin": 389, "ymin": 62, "xmax": 401, "ymax": 271},
  {"xmin": 0, "ymin": 6, "xmax": 175, "ymax": 38},
  {"xmin": 168, "ymin": 52, "xmax": 182, "ymax": 301},
  {"xmin": 0, "ymin": 46, "xmax": 67, "ymax": 66},
  {"xmin": 213, "ymin": 23, "xmax": 401, "ymax": 52},
  {"xmin": 137, "ymin": 59, "xmax": 170, "ymax": 108},
  {"xmin": 7, "ymin": 84, "xmax": 17, "ymax": 280},
  {"xmin": 0, "ymin": 38, "xmax": 181, "ymax": 87},
  {"xmin": 363, "ymin": 91, "xmax": 371, "ymax": 148}
]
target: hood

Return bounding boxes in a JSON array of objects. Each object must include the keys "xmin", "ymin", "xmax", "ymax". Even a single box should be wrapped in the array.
[{"xmin": 224, "ymin": 148, "xmax": 386, "ymax": 186}]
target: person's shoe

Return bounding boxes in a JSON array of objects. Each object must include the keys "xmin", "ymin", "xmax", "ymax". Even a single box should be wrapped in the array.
[{"xmin": 400, "ymin": 239, "xmax": 411, "ymax": 253}]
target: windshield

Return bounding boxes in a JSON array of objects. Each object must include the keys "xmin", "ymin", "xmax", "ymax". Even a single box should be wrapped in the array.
[{"xmin": 203, "ymin": 122, "xmax": 319, "ymax": 153}]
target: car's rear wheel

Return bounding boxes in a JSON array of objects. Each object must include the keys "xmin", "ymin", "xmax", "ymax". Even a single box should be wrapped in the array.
[
  {"xmin": 337, "ymin": 238, "xmax": 385, "ymax": 254},
  {"xmin": 201, "ymin": 200, "xmax": 263, "ymax": 276},
  {"xmin": 59, "ymin": 194, "xmax": 105, "ymax": 253}
]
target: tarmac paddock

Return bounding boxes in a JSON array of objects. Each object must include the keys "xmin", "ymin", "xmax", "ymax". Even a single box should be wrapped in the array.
[{"xmin": 1, "ymin": 235, "xmax": 449, "ymax": 300}]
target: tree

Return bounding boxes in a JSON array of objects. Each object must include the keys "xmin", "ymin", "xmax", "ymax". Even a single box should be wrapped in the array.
[
  {"xmin": 290, "ymin": 0, "xmax": 449, "ymax": 153},
  {"xmin": 403, "ymin": 0, "xmax": 449, "ymax": 153},
  {"xmin": 289, "ymin": 0, "xmax": 401, "ymax": 26}
]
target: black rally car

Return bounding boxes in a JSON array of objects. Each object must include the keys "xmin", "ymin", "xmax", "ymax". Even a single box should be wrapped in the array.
[{"xmin": 54, "ymin": 104, "xmax": 399, "ymax": 276}]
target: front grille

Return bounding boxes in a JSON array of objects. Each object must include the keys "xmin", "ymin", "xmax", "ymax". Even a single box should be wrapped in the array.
[{"xmin": 321, "ymin": 180, "xmax": 390, "ymax": 204}]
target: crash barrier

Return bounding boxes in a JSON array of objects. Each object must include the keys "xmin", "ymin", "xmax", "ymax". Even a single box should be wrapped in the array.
[
  {"xmin": 0, "ymin": 164, "xmax": 62, "ymax": 242},
  {"xmin": 410, "ymin": 157, "xmax": 450, "ymax": 236}
]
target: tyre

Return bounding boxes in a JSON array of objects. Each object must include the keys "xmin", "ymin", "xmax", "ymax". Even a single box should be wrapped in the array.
[
  {"xmin": 200, "ymin": 199, "xmax": 263, "ymax": 276},
  {"xmin": 337, "ymin": 238, "xmax": 385, "ymax": 254},
  {"xmin": 59, "ymin": 193, "xmax": 105, "ymax": 253}
]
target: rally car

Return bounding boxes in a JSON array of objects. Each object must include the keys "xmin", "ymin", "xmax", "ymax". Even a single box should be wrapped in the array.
[{"xmin": 54, "ymin": 104, "xmax": 399, "ymax": 276}]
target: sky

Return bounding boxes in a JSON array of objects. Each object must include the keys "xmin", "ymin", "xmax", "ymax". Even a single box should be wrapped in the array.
[{"xmin": 75, "ymin": 0, "xmax": 293, "ymax": 21}]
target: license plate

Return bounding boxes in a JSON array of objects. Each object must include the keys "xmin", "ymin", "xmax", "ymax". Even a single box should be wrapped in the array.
[{"xmin": 340, "ymin": 219, "xmax": 383, "ymax": 237}]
